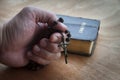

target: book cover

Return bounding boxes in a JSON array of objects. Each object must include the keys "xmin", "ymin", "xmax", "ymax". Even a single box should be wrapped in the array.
[{"xmin": 57, "ymin": 15, "xmax": 100, "ymax": 56}]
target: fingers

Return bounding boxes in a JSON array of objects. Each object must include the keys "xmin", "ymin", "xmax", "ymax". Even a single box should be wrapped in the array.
[
  {"xmin": 39, "ymin": 38, "xmax": 61, "ymax": 53},
  {"xmin": 34, "ymin": 7, "xmax": 67, "ymax": 32},
  {"xmin": 33, "ymin": 45, "xmax": 61, "ymax": 60},
  {"xmin": 27, "ymin": 44, "xmax": 61, "ymax": 65},
  {"xmin": 27, "ymin": 51, "xmax": 50, "ymax": 65},
  {"xmin": 27, "ymin": 36, "xmax": 62, "ymax": 64},
  {"xmin": 23, "ymin": 6, "xmax": 67, "ymax": 32},
  {"xmin": 54, "ymin": 22, "xmax": 67, "ymax": 32},
  {"xmin": 49, "ymin": 32, "xmax": 67, "ymax": 43},
  {"xmin": 33, "ymin": 7, "xmax": 58, "ymax": 25},
  {"xmin": 49, "ymin": 32, "xmax": 62, "ymax": 43}
]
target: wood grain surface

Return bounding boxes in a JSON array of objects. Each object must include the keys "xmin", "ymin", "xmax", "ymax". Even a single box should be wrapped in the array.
[{"xmin": 0, "ymin": 0, "xmax": 120, "ymax": 80}]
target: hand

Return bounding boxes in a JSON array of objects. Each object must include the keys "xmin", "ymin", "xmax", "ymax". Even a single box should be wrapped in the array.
[{"xmin": 0, "ymin": 7, "xmax": 67, "ymax": 67}]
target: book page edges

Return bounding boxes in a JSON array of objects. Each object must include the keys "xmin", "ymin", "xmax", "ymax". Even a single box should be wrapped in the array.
[{"xmin": 67, "ymin": 39, "xmax": 94, "ymax": 54}]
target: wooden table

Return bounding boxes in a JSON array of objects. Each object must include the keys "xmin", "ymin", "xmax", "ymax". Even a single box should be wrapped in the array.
[{"xmin": 0, "ymin": 0, "xmax": 120, "ymax": 80}]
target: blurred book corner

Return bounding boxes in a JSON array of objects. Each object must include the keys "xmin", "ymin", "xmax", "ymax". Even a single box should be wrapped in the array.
[{"xmin": 57, "ymin": 15, "xmax": 100, "ymax": 56}]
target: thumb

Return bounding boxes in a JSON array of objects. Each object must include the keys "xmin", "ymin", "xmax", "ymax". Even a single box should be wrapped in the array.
[{"xmin": 49, "ymin": 32, "xmax": 62, "ymax": 43}]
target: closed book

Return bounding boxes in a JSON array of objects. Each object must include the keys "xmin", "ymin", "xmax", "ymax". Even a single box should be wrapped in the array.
[{"xmin": 57, "ymin": 15, "xmax": 100, "ymax": 56}]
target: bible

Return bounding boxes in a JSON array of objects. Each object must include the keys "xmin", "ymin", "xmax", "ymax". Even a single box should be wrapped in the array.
[{"xmin": 57, "ymin": 15, "xmax": 100, "ymax": 56}]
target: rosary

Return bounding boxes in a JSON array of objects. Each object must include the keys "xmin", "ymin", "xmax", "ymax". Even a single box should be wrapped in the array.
[{"xmin": 26, "ymin": 17, "xmax": 71, "ymax": 71}]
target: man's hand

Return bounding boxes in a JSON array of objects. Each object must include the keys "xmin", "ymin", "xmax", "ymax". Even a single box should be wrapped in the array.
[{"xmin": 0, "ymin": 7, "xmax": 67, "ymax": 67}]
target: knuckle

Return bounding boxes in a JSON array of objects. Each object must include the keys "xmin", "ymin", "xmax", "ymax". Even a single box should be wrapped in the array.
[
  {"xmin": 20, "ymin": 6, "xmax": 34, "ymax": 17},
  {"xmin": 22, "ymin": 6, "xmax": 32, "ymax": 12},
  {"xmin": 48, "ymin": 12, "xmax": 57, "ymax": 21},
  {"xmin": 33, "ymin": 45, "xmax": 41, "ymax": 53},
  {"xmin": 49, "ymin": 12, "xmax": 56, "ymax": 18}
]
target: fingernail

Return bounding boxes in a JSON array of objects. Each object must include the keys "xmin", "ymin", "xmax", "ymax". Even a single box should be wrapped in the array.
[
  {"xmin": 65, "ymin": 30, "xmax": 69, "ymax": 33},
  {"xmin": 58, "ymin": 17, "xmax": 64, "ymax": 23},
  {"xmin": 67, "ymin": 33, "xmax": 71, "ymax": 37},
  {"xmin": 33, "ymin": 45, "xmax": 41, "ymax": 52}
]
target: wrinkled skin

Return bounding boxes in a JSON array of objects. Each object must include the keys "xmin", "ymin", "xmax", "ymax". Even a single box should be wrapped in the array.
[{"xmin": 0, "ymin": 7, "xmax": 67, "ymax": 67}]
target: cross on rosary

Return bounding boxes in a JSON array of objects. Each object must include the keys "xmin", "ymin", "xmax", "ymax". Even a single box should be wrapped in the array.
[{"xmin": 26, "ymin": 17, "xmax": 71, "ymax": 71}]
